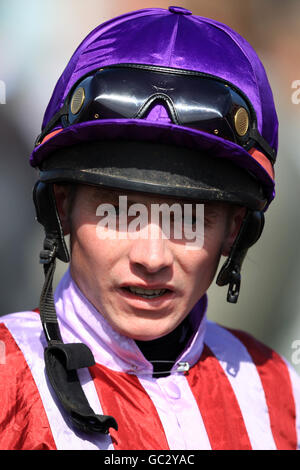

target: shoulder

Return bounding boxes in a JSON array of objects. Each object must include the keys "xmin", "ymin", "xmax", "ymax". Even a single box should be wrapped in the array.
[
  {"xmin": 0, "ymin": 310, "xmax": 45, "ymax": 370},
  {"xmin": 203, "ymin": 321, "xmax": 300, "ymax": 449},
  {"xmin": 205, "ymin": 320, "xmax": 289, "ymax": 360},
  {"xmin": 1, "ymin": 309, "xmax": 42, "ymax": 330},
  {"xmin": 0, "ymin": 311, "xmax": 56, "ymax": 450},
  {"xmin": 204, "ymin": 320, "xmax": 300, "ymax": 384}
]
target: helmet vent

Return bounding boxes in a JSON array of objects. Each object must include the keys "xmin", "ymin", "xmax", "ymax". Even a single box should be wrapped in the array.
[
  {"xmin": 234, "ymin": 107, "xmax": 249, "ymax": 136},
  {"xmin": 71, "ymin": 87, "xmax": 85, "ymax": 115}
]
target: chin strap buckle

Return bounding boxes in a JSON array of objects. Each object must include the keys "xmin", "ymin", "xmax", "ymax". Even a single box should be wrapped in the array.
[
  {"xmin": 40, "ymin": 238, "xmax": 57, "ymax": 264},
  {"xmin": 227, "ymin": 269, "xmax": 241, "ymax": 304}
]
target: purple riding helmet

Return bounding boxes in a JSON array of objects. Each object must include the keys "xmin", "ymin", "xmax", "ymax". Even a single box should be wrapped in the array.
[{"xmin": 31, "ymin": 7, "xmax": 278, "ymax": 434}]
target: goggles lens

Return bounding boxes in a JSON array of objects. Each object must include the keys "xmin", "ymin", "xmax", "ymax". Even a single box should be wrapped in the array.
[
  {"xmin": 66, "ymin": 65, "xmax": 253, "ymax": 146},
  {"xmin": 37, "ymin": 64, "xmax": 275, "ymax": 165}
]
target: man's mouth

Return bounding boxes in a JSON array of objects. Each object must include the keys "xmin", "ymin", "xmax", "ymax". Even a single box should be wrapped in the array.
[{"xmin": 122, "ymin": 286, "xmax": 170, "ymax": 299}]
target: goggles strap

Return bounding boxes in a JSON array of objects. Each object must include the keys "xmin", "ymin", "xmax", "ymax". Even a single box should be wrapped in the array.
[
  {"xmin": 35, "ymin": 102, "xmax": 69, "ymax": 147},
  {"xmin": 249, "ymin": 128, "xmax": 276, "ymax": 164},
  {"xmin": 38, "ymin": 234, "xmax": 118, "ymax": 434}
]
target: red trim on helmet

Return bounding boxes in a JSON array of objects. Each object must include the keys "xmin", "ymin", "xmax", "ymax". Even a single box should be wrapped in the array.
[
  {"xmin": 39, "ymin": 129, "xmax": 274, "ymax": 182},
  {"xmin": 40, "ymin": 128, "xmax": 63, "ymax": 145},
  {"xmin": 249, "ymin": 148, "xmax": 274, "ymax": 180}
]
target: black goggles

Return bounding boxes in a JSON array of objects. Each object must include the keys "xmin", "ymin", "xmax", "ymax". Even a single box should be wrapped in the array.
[{"xmin": 36, "ymin": 64, "xmax": 276, "ymax": 164}]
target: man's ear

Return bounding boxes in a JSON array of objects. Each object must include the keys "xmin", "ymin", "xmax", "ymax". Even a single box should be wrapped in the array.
[
  {"xmin": 53, "ymin": 184, "xmax": 71, "ymax": 235},
  {"xmin": 222, "ymin": 206, "xmax": 247, "ymax": 257}
]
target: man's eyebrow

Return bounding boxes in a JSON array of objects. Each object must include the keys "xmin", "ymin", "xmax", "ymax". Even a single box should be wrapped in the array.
[
  {"xmin": 96, "ymin": 195, "xmax": 180, "ymax": 206},
  {"xmin": 91, "ymin": 190, "xmax": 120, "ymax": 202},
  {"xmin": 204, "ymin": 205, "xmax": 223, "ymax": 218},
  {"xmin": 110, "ymin": 196, "xmax": 138, "ymax": 206},
  {"xmin": 93, "ymin": 191, "xmax": 213, "ymax": 208}
]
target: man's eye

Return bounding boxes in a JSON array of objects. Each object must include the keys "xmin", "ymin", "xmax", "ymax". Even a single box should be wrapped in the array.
[{"xmin": 204, "ymin": 216, "xmax": 216, "ymax": 227}]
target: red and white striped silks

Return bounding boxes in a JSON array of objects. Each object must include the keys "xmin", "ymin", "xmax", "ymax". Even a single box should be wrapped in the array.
[{"xmin": 0, "ymin": 270, "xmax": 299, "ymax": 450}]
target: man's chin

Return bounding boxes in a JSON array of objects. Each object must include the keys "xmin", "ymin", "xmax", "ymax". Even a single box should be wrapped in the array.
[{"xmin": 110, "ymin": 317, "xmax": 180, "ymax": 342}]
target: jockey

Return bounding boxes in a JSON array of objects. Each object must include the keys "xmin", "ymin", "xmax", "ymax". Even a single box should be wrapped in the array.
[{"xmin": 1, "ymin": 6, "xmax": 299, "ymax": 450}]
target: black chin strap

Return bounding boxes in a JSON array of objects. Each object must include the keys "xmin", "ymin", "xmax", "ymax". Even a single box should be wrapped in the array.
[
  {"xmin": 216, "ymin": 210, "xmax": 264, "ymax": 303},
  {"xmin": 34, "ymin": 181, "xmax": 118, "ymax": 434},
  {"xmin": 39, "ymin": 237, "xmax": 118, "ymax": 434}
]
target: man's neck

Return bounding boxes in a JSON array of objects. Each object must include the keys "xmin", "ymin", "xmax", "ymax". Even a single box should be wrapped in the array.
[{"xmin": 135, "ymin": 315, "xmax": 193, "ymax": 378}]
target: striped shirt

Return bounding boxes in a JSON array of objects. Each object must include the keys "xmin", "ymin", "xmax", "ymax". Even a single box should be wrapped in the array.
[{"xmin": 0, "ymin": 270, "xmax": 299, "ymax": 450}]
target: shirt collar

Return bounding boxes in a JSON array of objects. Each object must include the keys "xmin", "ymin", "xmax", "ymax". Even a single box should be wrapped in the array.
[{"xmin": 54, "ymin": 268, "xmax": 207, "ymax": 375}]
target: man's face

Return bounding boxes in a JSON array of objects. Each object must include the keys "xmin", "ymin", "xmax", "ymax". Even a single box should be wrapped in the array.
[{"xmin": 55, "ymin": 185, "xmax": 244, "ymax": 341}]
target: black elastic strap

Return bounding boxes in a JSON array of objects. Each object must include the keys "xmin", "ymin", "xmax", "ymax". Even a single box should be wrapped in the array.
[
  {"xmin": 35, "ymin": 102, "xmax": 69, "ymax": 147},
  {"xmin": 216, "ymin": 210, "xmax": 264, "ymax": 303},
  {"xmin": 38, "ymin": 237, "xmax": 118, "ymax": 434},
  {"xmin": 33, "ymin": 182, "xmax": 70, "ymax": 263},
  {"xmin": 249, "ymin": 128, "xmax": 276, "ymax": 164},
  {"xmin": 44, "ymin": 342, "xmax": 118, "ymax": 434},
  {"xmin": 39, "ymin": 239, "xmax": 62, "ymax": 342}
]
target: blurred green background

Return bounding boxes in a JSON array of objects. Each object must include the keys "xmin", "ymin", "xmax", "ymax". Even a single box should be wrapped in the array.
[{"xmin": 0, "ymin": 0, "xmax": 300, "ymax": 373}]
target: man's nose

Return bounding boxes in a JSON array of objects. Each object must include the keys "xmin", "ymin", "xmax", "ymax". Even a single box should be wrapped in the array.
[{"xmin": 128, "ymin": 223, "xmax": 174, "ymax": 274}]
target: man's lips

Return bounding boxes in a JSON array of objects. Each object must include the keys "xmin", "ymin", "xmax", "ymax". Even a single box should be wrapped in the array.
[
  {"xmin": 118, "ymin": 283, "xmax": 176, "ymax": 301},
  {"xmin": 120, "ymin": 283, "xmax": 174, "ymax": 291}
]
